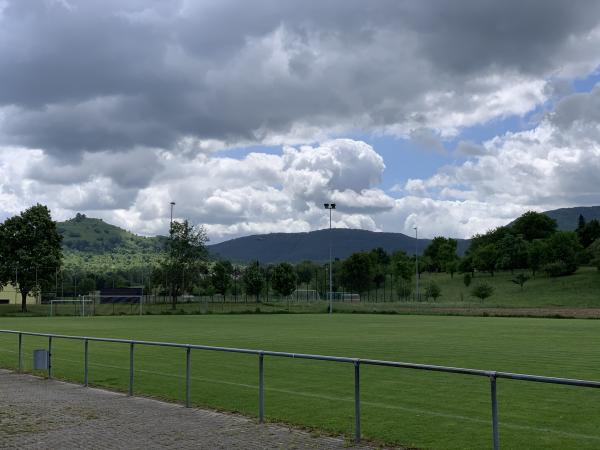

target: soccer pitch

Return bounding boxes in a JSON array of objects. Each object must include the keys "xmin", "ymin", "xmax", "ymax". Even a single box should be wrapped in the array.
[{"xmin": 1, "ymin": 314, "xmax": 599, "ymax": 449}]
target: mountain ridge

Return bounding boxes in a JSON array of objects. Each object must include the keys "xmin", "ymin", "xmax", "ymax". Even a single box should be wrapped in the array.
[{"xmin": 56, "ymin": 205, "xmax": 600, "ymax": 264}]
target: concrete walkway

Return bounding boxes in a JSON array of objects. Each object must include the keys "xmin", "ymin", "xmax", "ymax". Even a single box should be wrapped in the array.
[{"xmin": 0, "ymin": 370, "xmax": 378, "ymax": 449}]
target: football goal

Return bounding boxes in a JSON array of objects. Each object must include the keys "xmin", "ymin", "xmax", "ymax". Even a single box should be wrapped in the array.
[
  {"xmin": 326, "ymin": 292, "xmax": 361, "ymax": 302},
  {"xmin": 290, "ymin": 289, "xmax": 321, "ymax": 301},
  {"xmin": 49, "ymin": 296, "xmax": 94, "ymax": 317}
]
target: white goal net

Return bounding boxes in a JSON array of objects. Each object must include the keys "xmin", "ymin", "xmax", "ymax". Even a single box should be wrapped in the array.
[
  {"xmin": 50, "ymin": 296, "xmax": 94, "ymax": 317},
  {"xmin": 290, "ymin": 289, "xmax": 321, "ymax": 301},
  {"xmin": 326, "ymin": 292, "xmax": 360, "ymax": 302}
]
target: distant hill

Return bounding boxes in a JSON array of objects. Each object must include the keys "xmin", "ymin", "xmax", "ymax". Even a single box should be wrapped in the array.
[
  {"xmin": 59, "ymin": 206, "xmax": 600, "ymax": 267},
  {"xmin": 209, "ymin": 228, "xmax": 470, "ymax": 264},
  {"xmin": 543, "ymin": 206, "xmax": 600, "ymax": 230},
  {"xmin": 58, "ymin": 213, "xmax": 166, "ymax": 254}
]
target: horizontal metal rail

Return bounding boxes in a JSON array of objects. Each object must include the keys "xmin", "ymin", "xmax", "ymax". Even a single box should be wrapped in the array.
[{"xmin": 2, "ymin": 329, "xmax": 600, "ymax": 449}]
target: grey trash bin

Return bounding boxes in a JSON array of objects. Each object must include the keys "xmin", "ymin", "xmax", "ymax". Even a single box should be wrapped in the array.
[{"xmin": 33, "ymin": 349, "xmax": 49, "ymax": 370}]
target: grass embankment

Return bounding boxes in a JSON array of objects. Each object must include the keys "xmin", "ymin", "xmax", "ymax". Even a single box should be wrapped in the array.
[
  {"xmin": 1, "ymin": 314, "xmax": 600, "ymax": 449},
  {"xmin": 417, "ymin": 266, "xmax": 600, "ymax": 308}
]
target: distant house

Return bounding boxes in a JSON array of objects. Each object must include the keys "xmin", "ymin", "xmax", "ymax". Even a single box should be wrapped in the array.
[{"xmin": 0, "ymin": 283, "xmax": 38, "ymax": 305}]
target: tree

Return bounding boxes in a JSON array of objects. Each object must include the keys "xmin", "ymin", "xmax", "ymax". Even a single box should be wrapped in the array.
[
  {"xmin": 511, "ymin": 273, "xmax": 530, "ymax": 290},
  {"xmin": 156, "ymin": 220, "xmax": 209, "ymax": 308},
  {"xmin": 295, "ymin": 260, "xmax": 315, "ymax": 285},
  {"xmin": 463, "ymin": 273, "xmax": 472, "ymax": 287},
  {"xmin": 589, "ymin": 238, "xmax": 600, "ymax": 270},
  {"xmin": 496, "ymin": 233, "xmax": 529, "ymax": 272},
  {"xmin": 243, "ymin": 262, "xmax": 265, "ymax": 302},
  {"xmin": 391, "ymin": 251, "xmax": 413, "ymax": 282},
  {"xmin": 472, "ymin": 243, "xmax": 499, "ymax": 276},
  {"xmin": 459, "ymin": 255, "xmax": 475, "ymax": 277},
  {"xmin": 340, "ymin": 252, "xmax": 374, "ymax": 294},
  {"xmin": 271, "ymin": 263, "xmax": 298, "ymax": 297},
  {"xmin": 423, "ymin": 237, "xmax": 458, "ymax": 273},
  {"xmin": 512, "ymin": 211, "xmax": 557, "ymax": 241},
  {"xmin": 211, "ymin": 260, "xmax": 233, "ymax": 296},
  {"xmin": 544, "ymin": 231, "xmax": 581, "ymax": 276},
  {"xmin": 527, "ymin": 240, "xmax": 548, "ymax": 277},
  {"xmin": 445, "ymin": 260, "xmax": 459, "ymax": 278},
  {"xmin": 425, "ymin": 282, "xmax": 441, "ymax": 301},
  {"xmin": 577, "ymin": 214, "xmax": 586, "ymax": 234},
  {"xmin": 0, "ymin": 204, "xmax": 63, "ymax": 312},
  {"xmin": 369, "ymin": 248, "xmax": 390, "ymax": 295},
  {"xmin": 370, "ymin": 247, "xmax": 391, "ymax": 266},
  {"xmin": 578, "ymin": 219, "xmax": 600, "ymax": 248},
  {"xmin": 471, "ymin": 283, "xmax": 494, "ymax": 302}
]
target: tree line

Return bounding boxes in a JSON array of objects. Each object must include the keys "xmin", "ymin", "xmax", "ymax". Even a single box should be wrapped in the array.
[{"xmin": 2, "ymin": 206, "xmax": 600, "ymax": 312}]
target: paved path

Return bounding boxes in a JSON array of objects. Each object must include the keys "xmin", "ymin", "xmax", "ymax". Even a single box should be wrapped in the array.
[{"xmin": 0, "ymin": 370, "xmax": 378, "ymax": 449}]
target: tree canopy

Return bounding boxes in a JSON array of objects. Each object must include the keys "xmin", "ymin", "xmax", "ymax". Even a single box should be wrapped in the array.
[
  {"xmin": 271, "ymin": 262, "xmax": 298, "ymax": 297},
  {"xmin": 153, "ymin": 219, "xmax": 209, "ymax": 307},
  {"xmin": 512, "ymin": 211, "xmax": 557, "ymax": 241},
  {"xmin": 0, "ymin": 204, "xmax": 63, "ymax": 312}
]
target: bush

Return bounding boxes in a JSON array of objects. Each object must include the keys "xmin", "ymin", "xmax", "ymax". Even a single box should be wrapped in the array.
[
  {"xmin": 463, "ymin": 273, "xmax": 472, "ymax": 287},
  {"xmin": 471, "ymin": 283, "xmax": 494, "ymax": 302},
  {"xmin": 425, "ymin": 282, "xmax": 441, "ymax": 301},
  {"xmin": 511, "ymin": 273, "xmax": 530, "ymax": 290},
  {"xmin": 543, "ymin": 261, "xmax": 572, "ymax": 277},
  {"xmin": 397, "ymin": 283, "xmax": 412, "ymax": 301}
]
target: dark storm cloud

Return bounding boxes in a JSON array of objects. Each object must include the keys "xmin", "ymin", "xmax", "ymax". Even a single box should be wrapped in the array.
[
  {"xmin": 25, "ymin": 148, "xmax": 163, "ymax": 189},
  {"xmin": 1, "ymin": 0, "xmax": 600, "ymax": 157}
]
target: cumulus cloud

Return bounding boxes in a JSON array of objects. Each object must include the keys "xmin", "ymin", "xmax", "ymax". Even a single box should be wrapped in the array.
[
  {"xmin": 386, "ymin": 85, "xmax": 600, "ymax": 237},
  {"xmin": 2, "ymin": 1, "xmax": 600, "ymax": 241},
  {"xmin": 0, "ymin": 139, "xmax": 394, "ymax": 240},
  {"xmin": 2, "ymin": 0, "xmax": 600, "ymax": 158}
]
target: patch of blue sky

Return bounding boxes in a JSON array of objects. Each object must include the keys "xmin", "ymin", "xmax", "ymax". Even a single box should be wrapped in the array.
[
  {"xmin": 219, "ymin": 144, "xmax": 281, "ymax": 158},
  {"xmin": 572, "ymin": 68, "xmax": 600, "ymax": 93}
]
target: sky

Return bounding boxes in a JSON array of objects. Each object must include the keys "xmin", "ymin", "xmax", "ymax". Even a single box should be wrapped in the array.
[{"xmin": 1, "ymin": 0, "xmax": 600, "ymax": 243}]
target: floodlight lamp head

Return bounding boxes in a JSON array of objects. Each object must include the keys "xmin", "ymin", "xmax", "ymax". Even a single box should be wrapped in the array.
[
  {"xmin": 331, "ymin": 203, "xmax": 336, "ymax": 209},
  {"xmin": 170, "ymin": 201, "xmax": 176, "ymax": 206},
  {"xmin": 324, "ymin": 203, "xmax": 329, "ymax": 208}
]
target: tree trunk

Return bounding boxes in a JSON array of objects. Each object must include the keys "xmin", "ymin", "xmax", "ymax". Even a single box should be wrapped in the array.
[{"xmin": 21, "ymin": 290, "xmax": 28, "ymax": 313}]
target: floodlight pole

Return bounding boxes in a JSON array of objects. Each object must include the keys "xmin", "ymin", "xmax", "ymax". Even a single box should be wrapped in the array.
[
  {"xmin": 414, "ymin": 226, "xmax": 419, "ymax": 301},
  {"xmin": 169, "ymin": 201, "xmax": 175, "ymax": 307},
  {"xmin": 170, "ymin": 202, "xmax": 176, "ymax": 230},
  {"xmin": 324, "ymin": 203, "xmax": 336, "ymax": 315}
]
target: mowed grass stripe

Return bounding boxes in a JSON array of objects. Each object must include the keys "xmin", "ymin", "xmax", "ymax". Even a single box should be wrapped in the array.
[
  {"xmin": 1, "ymin": 314, "xmax": 600, "ymax": 449},
  {"xmin": 39, "ymin": 353, "xmax": 600, "ymax": 443}
]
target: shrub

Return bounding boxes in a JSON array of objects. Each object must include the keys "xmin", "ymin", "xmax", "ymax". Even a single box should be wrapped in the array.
[
  {"xmin": 463, "ymin": 273, "xmax": 472, "ymax": 287},
  {"xmin": 425, "ymin": 282, "xmax": 441, "ymax": 301},
  {"xmin": 511, "ymin": 273, "xmax": 530, "ymax": 290},
  {"xmin": 543, "ymin": 261, "xmax": 572, "ymax": 277},
  {"xmin": 397, "ymin": 283, "xmax": 412, "ymax": 301},
  {"xmin": 471, "ymin": 283, "xmax": 494, "ymax": 302}
]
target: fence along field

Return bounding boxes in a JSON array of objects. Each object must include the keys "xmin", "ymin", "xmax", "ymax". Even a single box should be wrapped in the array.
[{"xmin": 1, "ymin": 314, "xmax": 600, "ymax": 449}]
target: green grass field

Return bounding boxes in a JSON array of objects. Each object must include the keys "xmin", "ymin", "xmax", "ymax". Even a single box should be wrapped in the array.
[
  {"xmin": 1, "ymin": 314, "xmax": 600, "ymax": 449},
  {"xmin": 417, "ymin": 266, "xmax": 600, "ymax": 307}
]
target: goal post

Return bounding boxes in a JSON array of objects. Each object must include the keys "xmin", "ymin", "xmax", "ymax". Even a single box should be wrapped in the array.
[
  {"xmin": 50, "ymin": 297, "xmax": 94, "ymax": 317},
  {"xmin": 326, "ymin": 292, "xmax": 361, "ymax": 302},
  {"xmin": 290, "ymin": 289, "xmax": 321, "ymax": 301}
]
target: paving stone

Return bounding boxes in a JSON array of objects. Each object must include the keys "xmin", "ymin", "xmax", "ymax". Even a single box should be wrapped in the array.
[{"xmin": 0, "ymin": 370, "xmax": 380, "ymax": 449}]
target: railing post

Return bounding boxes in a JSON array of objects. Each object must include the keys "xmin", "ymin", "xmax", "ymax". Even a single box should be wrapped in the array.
[
  {"xmin": 18, "ymin": 333, "xmax": 22, "ymax": 372},
  {"xmin": 84, "ymin": 339, "xmax": 89, "ymax": 387},
  {"xmin": 259, "ymin": 352, "xmax": 264, "ymax": 423},
  {"xmin": 129, "ymin": 342, "xmax": 134, "ymax": 396},
  {"xmin": 185, "ymin": 347, "xmax": 191, "ymax": 407},
  {"xmin": 48, "ymin": 336, "xmax": 52, "ymax": 379},
  {"xmin": 354, "ymin": 359, "xmax": 361, "ymax": 443},
  {"xmin": 490, "ymin": 373, "xmax": 499, "ymax": 450}
]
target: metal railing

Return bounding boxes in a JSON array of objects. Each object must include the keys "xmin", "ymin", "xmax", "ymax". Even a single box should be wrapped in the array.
[{"xmin": 2, "ymin": 329, "xmax": 600, "ymax": 449}]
